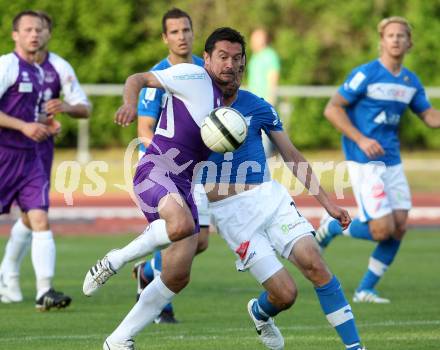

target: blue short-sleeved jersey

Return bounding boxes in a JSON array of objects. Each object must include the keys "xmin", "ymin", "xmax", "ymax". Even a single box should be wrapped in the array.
[
  {"xmin": 137, "ymin": 55, "xmax": 204, "ymax": 152},
  {"xmin": 338, "ymin": 59, "xmax": 431, "ymax": 166},
  {"xmin": 199, "ymin": 89, "xmax": 283, "ymax": 184}
]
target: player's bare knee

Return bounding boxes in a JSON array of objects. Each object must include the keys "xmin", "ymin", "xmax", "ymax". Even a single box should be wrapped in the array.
[
  {"xmin": 271, "ymin": 285, "xmax": 297, "ymax": 310},
  {"xmin": 370, "ymin": 220, "xmax": 395, "ymax": 241},
  {"xmin": 393, "ymin": 223, "xmax": 407, "ymax": 240},
  {"xmin": 196, "ymin": 236, "xmax": 209, "ymax": 254},
  {"xmin": 28, "ymin": 213, "xmax": 49, "ymax": 231},
  {"xmin": 302, "ymin": 259, "xmax": 331, "ymax": 286},
  {"xmin": 21, "ymin": 213, "xmax": 31, "ymax": 229},
  {"xmin": 167, "ymin": 220, "xmax": 195, "ymax": 241}
]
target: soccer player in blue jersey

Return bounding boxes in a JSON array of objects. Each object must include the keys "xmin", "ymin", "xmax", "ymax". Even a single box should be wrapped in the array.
[
  {"xmin": 0, "ymin": 11, "xmax": 90, "ymax": 308},
  {"xmin": 133, "ymin": 8, "xmax": 208, "ymax": 324},
  {"xmin": 315, "ymin": 17, "xmax": 440, "ymax": 303},
  {"xmin": 200, "ymin": 68, "xmax": 364, "ymax": 350}
]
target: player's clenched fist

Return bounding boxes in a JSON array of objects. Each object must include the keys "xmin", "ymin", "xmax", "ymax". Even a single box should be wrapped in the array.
[
  {"xmin": 115, "ymin": 104, "xmax": 137, "ymax": 127},
  {"xmin": 326, "ymin": 203, "xmax": 351, "ymax": 230}
]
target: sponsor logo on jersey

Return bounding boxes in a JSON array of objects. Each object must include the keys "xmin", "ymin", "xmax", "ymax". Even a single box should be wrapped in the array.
[
  {"xmin": 367, "ymin": 83, "xmax": 416, "ymax": 104},
  {"xmin": 44, "ymin": 71, "xmax": 57, "ymax": 83},
  {"xmin": 373, "ymin": 111, "xmax": 401, "ymax": 125},
  {"xmin": 348, "ymin": 71, "xmax": 366, "ymax": 91},
  {"xmin": 18, "ymin": 82, "xmax": 33, "ymax": 93},
  {"xmin": 281, "ymin": 219, "xmax": 306, "ymax": 234},
  {"xmin": 21, "ymin": 71, "xmax": 30, "ymax": 82},
  {"xmin": 172, "ymin": 73, "xmax": 206, "ymax": 80},
  {"xmin": 144, "ymin": 88, "xmax": 157, "ymax": 101}
]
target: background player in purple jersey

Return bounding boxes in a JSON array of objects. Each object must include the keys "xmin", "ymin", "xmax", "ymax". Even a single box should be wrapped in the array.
[
  {"xmin": 0, "ymin": 11, "xmax": 71, "ymax": 310},
  {"xmin": 132, "ymin": 8, "xmax": 209, "ymax": 324},
  {"xmin": 82, "ymin": 28, "xmax": 245, "ymax": 349},
  {"xmin": 0, "ymin": 11, "xmax": 90, "ymax": 307},
  {"xmin": 316, "ymin": 17, "xmax": 440, "ymax": 303}
]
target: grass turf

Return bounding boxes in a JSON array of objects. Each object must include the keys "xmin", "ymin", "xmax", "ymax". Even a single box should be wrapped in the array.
[{"xmin": 0, "ymin": 229, "xmax": 439, "ymax": 349}]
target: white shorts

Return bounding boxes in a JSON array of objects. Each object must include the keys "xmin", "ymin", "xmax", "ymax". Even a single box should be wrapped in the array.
[
  {"xmin": 193, "ymin": 184, "xmax": 210, "ymax": 227},
  {"xmin": 347, "ymin": 161, "xmax": 412, "ymax": 222},
  {"xmin": 209, "ymin": 180, "xmax": 315, "ymax": 281}
]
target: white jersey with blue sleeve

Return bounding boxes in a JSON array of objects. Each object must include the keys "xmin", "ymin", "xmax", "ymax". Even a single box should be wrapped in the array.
[
  {"xmin": 200, "ymin": 89, "xmax": 283, "ymax": 185},
  {"xmin": 137, "ymin": 55, "xmax": 204, "ymax": 153},
  {"xmin": 339, "ymin": 59, "xmax": 431, "ymax": 166}
]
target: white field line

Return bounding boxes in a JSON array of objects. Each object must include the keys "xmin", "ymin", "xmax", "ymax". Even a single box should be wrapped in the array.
[
  {"xmin": 35, "ymin": 206, "xmax": 440, "ymax": 220},
  {"xmin": 0, "ymin": 319, "xmax": 439, "ymax": 343}
]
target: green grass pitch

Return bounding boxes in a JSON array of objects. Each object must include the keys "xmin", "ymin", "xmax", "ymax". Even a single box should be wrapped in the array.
[{"xmin": 0, "ymin": 229, "xmax": 439, "ymax": 349}]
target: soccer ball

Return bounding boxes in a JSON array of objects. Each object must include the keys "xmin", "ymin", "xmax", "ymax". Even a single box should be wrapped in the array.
[{"xmin": 201, "ymin": 107, "xmax": 248, "ymax": 153}]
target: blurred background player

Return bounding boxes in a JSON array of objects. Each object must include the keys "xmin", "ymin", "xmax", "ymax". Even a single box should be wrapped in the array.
[
  {"xmin": 316, "ymin": 16, "xmax": 440, "ymax": 303},
  {"xmin": 200, "ymin": 53, "xmax": 365, "ymax": 350},
  {"xmin": 0, "ymin": 10, "xmax": 90, "ymax": 309},
  {"xmin": 0, "ymin": 10, "xmax": 69, "ymax": 310},
  {"xmin": 247, "ymin": 27, "xmax": 280, "ymax": 156},
  {"xmin": 132, "ymin": 8, "xmax": 209, "ymax": 324}
]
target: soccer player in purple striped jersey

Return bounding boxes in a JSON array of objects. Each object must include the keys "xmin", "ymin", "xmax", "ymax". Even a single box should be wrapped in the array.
[
  {"xmin": 316, "ymin": 17, "xmax": 440, "ymax": 303},
  {"xmin": 0, "ymin": 11, "xmax": 90, "ymax": 309},
  {"xmin": 133, "ymin": 8, "xmax": 208, "ymax": 324},
  {"xmin": 82, "ymin": 27, "xmax": 245, "ymax": 349},
  {"xmin": 0, "ymin": 11, "xmax": 71, "ymax": 310}
]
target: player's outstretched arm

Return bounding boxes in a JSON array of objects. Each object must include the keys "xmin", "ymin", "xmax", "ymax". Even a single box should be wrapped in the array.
[
  {"xmin": 325, "ymin": 93, "xmax": 384, "ymax": 159},
  {"xmin": 270, "ymin": 130, "xmax": 351, "ymax": 229},
  {"xmin": 419, "ymin": 107, "xmax": 440, "ymax": 128},
  {"xmin": 115, "ymin": 72, "xmax": 163, "ymax": 127}
]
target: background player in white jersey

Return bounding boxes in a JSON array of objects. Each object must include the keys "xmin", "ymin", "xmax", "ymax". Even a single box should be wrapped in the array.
[
  {"xmin": 200, "ymin": 63, "xmax": 365, "ymax": 350},
  {"xmin": 316, "ymin": 17, "xmax": 440, "ymax": 303},
  {"xmin": 82, "ymin": 28, "xmax": 245, "ymax": 349},
  {"xmin": 132, "ymin": 8, "xmax": 209, "ymax": 323},
  {"xmin": 0, "ymin": 11, "xmax": 90, "ymax": 308}
]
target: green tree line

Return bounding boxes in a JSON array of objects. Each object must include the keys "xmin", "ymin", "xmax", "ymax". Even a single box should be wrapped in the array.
[{"xmin": 1, "ymin": 0, "xmax": 439, "ymax": 149}]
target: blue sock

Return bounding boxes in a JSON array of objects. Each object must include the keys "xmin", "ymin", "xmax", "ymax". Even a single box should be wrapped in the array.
[
  {"xmin": 315, "ymin": 276, "xmax": 361, "ymax": 349},
  {"xmin": 347, "ymin": 218, "xmax": 373, "ymax": 241},
  {"xmin": 143, "ymin": 250, "xmax": 163, "ymax": 281},
  {"xmin": 251, "ymin": 291, "xmax": 281, "ymax": 321},
  {"xmin": 163, "ymin": 302, "xmax": 174, "ymax": 313},
  {"xmin": 358, "ymin": 238, "xmax": 401, "ymax": 291},
  {"xmin": 328, "ymin": 219, "xmax": 343, "ymax": 236},
  {"xmin": 142, "ymin": 258, "xmax": 154, "ymax": 281}
]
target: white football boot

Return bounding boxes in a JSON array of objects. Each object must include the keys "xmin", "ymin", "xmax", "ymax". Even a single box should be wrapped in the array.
[
  {"xmin": 0, "ymin": 273, "xmax": 23, "ymax": 303},
  {"xmin": 83, "ymin": 255, "xmax": 116, "ymax": 296},
  {"xmin": 247, "ymin": 299, "xmax": 284, "ymax": 350},
  {"xmin": 353, "ymin": 289, "xmax": 390, "ymax": 304},
  {"xmin": 103, "ymin": 337, "xmax": 135, "ymax": 350}
]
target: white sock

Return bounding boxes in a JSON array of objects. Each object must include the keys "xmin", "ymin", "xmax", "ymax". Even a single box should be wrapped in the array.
[
  {"xmin": 107, "ymin": 220, "xmax": 171, "ymax": 271},
  {"xmin": 0, "ymin": 218, "xmax": 32, "ymax": 280},
  {"xmin": 31, "ymin": 230, "xmax": 56, "ymax": 299},
  {"xmin": 109, "ymin": 277, "xmax": 175, "ymax": 342}
]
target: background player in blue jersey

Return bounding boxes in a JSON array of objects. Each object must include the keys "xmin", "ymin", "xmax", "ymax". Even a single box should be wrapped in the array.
[
  {"xmin": 316, "ymin": 17, "xmax": 440, "ymax": 303},
  {"xmin": 200, "ymin": 67, "xmax": 364, "ymax": 350},
  {"xmin": 133, "ymin": 8, "xmax": 208, "ymax": 324},
  {"xmin": 0, "ymin": 11, "xmax": 90, "ymax": 308}
]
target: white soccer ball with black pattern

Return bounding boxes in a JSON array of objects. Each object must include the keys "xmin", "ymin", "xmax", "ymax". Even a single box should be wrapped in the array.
[{"xmin": 201, "ymin": 107, "xmax": 248, "ymax": 153}]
